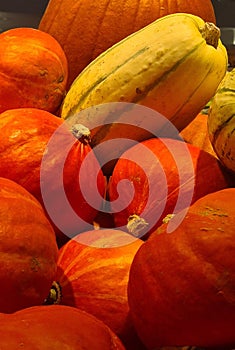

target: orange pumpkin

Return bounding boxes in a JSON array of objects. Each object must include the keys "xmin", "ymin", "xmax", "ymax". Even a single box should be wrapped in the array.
[
  {"xmin": 0, "ymin": 27, "xmax": 68, "ymax": 114},
  {"xmin": 0, "ymin": 304, "xmax": 125, "ymax": 349},
  {"xmin": 45, "ymin": 229, "xmax": 145, "ymax": 349},
  {"xmin": 180, "ymin": 112, "xmax": 217, "ymax": 157},
  {"xmin": 0, "ymin": 177, "xmax": 58, "ymax": 313},
  {"xmin": 39, "ymin": 0, "xmax": 216, "ymax": 88},
  {"xmin": 108, "ymin": 137, "xmax": 231, "ymax": 238},
  {"xmin": 0, "ymin": 108, "xmax": 106, "ymax": 245},
  {"xmin": 128, "ymin": 188, "xmax": 235, "ymax": 349}
]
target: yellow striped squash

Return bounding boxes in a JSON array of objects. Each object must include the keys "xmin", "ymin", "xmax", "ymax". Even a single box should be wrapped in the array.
[
  {"xmin": 208, "ymin": 68, "xmax": 235, "ymax": 173},
  {"xmin": 61, "ymin": 13, "xmax": 228, "ymax": 174}
]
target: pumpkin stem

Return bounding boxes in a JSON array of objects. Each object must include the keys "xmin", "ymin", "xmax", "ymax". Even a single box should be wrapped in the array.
[
  {"xmin": 162, "ymin": 213, "xmax": 175, "ymax": 224},
  {"xmin": 71, "ymin": 123, "xmax": 91, "ymax": 144},
  {"xmin": 200, "ymin": 22, "xmax": 220, "ymax": 49},
  {"xmin": 43, "ymin": 281, "xmax": 62, "ymax": 305},
  {"xmin": 127, "ymin": 214, "xmax": 149, "ymax": 237}
]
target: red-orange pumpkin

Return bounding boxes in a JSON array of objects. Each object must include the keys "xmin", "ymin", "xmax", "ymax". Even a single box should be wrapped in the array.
[
  {"xmin": 128, "ymin": 188, "xmax": 235, "ymax": 349},
  {"xmin": 0, "ymin": 108, "xmax": 106, "ymax": 244},
  {"xmin": 39, "ymin": 0, "xmax": 216, "ymax": 88},
  {"xmin": 0, "ymin": 177, "xmax": 58, "ymax": 313},
  {"xmin": 108, "ymin": 137, "xmax": 231, "ymax": 238},
  {"xmin": 0, "ymin": 27, "xmax": 68, "ymax": 114},
  {"xmin": 0, "ymin": 304, "xmax": 125, "ymax": 349},
  {"xmin": 46, "ymin": 229, "xmax": 145, "ymax": 349}
]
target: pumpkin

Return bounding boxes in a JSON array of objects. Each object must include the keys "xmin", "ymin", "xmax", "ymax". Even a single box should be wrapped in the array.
[
  {"xmin": 0, "ymin": 304, "xmax": 125, "ymax": 349},
  {"xmin": 180, "ymin": 112, "xmax": 217, "ymax": 157},
  {"xmin": 0, "ymin": 177, "xmax": 58, "ymax": 313},
  {"xmin": 128, "ymin": 188, "xmax": 235, "ymax": 349},
  {"xmin": 39, "ymin": 0, "xmax": 216, "ymax": 88},
  {"xmin": 60, "ymin": 13, "xmax": 227, "ymax": 175},
  {"xmin": 207, "ymin": 68, "xmax": 235, "ymax": 173},
  {"xmin": 0, "ymin": 27, "xmax": 68, "ymax": 114},
  {"xmin": 45, "ymin": 229, "xmax": 145, "ymax": 349},
  {"xmin": 108, "ymin": 137, "xmax": 231, "ymax": 238},
  {"xmin": 0, "ymin": 108, "xmax": 106, "ymax": 244}
]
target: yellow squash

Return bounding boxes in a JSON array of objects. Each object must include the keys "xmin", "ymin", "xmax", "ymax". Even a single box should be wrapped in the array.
[{"xmin": 61, "ymin": 13, "xmax": 228, "ymax": 175}]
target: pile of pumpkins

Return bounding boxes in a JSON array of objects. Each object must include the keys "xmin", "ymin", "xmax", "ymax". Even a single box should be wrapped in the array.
[{"xmin": 0, "ymin": 0, "xmax": 235, "ymax": 349}]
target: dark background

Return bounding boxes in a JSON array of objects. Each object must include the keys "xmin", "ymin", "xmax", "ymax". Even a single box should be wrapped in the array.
[
  {"xmin": 0, "ymin": 0, "xmax": 235, "ymax": 27},
  {"xmin": 0, "ymin": 1, "xmax": 49, "ymax": 15},
  {"xmin": 212, "ymin": 0, "xmax": 235, "ymax": 27}
]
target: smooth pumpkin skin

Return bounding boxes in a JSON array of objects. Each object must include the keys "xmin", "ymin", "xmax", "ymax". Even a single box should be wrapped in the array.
[
  {"xmin": 0, "ymin": 177, "xmax": 58, "ymax": 313},
  {"xmin": 128, "ymin": 188, "xmax": 235, "ymax": 349},
  {"xmin": 208, "ymin": 68, "xmax": 235, "ymax": 173},
  {"xmin": 0, "ymin": 27, "xmax": 68, "ymax": 114},
  {"xmin": 108, "ymin": 137, "xmax": 231, "ymax": 238},
  {"xmin": 180, "ymin": 112, "xmax": 217, "ymax": 157},
  {"xmin": 49, "ymin": 229, "xmax": 144, "ymax": 349},
  {"xmin": 0, "ymin": 108, "xmax": 106, "ymax": 243},
  {"xmin": 0, "ymin": 108, "xmax": 61, "ymax": 201},
  {"xmin": 39, "ymin": 0, "xmax": 216, "ymax": 88},
  {"xmin": 0, "ymin": 304, "xmax": 125, "ymax": 349}
]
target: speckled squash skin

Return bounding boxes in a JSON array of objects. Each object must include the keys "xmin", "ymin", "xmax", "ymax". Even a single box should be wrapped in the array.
[
  {"xmin": 61, "ymin": 13, "xmax": 227, "ymax": 127},
  {"xmin": 60, "ymin": 13, "xmax": 227, "ymax": 175},
  {"xmin": 39, "ymin": 0, "xmax": 216, "ymax": 88},
  {"xmin": 208, "ymin": 68, "xmax": 235, "ymax": 173}
]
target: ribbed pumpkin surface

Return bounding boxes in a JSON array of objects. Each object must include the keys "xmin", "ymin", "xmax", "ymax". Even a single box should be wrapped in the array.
[{"xmin": 39, "ymin": 0, "xmax": 216, "ymax": 88}]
